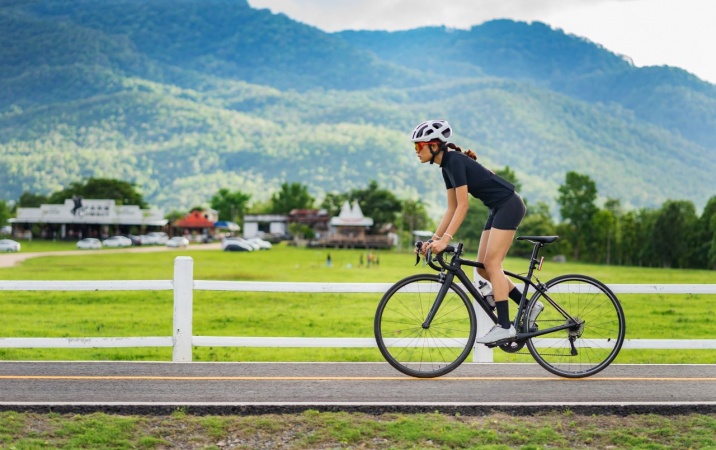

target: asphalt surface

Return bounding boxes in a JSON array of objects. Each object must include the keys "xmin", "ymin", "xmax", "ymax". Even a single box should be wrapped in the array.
[{"xmin": 1, "ymin": 362, "xmax": 715, "ymax": 415}]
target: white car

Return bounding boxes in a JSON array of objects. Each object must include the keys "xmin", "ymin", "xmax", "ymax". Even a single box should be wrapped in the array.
[
  {"xmin": 103, "ymin": 236, "xmax": 133, "ymax": 248},
  {"xmin": 247, "ymin": 237, "xmax": 272, "ymax": 250},
  {"xmin": 146, "ymin": 231, "xmax": 169, "ymax": 245},
  {"xmin": 222, "ymin": 237, "xmax": 254, "ymax": 252},
  {"xmin": 0, "ymin": 239, "xmax": 20, "ymax": 252},
  {"xmin": 77, "ymin": 238, "xmax": 102, "ymax": 250},
  {"xmin": 166, "ymin": 236, "xmax": 190, "ymax": 248}
]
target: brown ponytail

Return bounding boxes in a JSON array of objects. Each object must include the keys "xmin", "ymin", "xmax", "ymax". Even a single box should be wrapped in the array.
[{"xmin": 446, "ymin": 142, "xmax": 477, "ymax": 160}]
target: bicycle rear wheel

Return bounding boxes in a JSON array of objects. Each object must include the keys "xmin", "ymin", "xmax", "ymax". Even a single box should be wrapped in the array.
[
  {"xmin": 374, "ymin": 274, "xmax": 477, "ymax": 378},
  {"xmin": 526, "ymin": 274, "xmax": 625, "ymax": 378}
]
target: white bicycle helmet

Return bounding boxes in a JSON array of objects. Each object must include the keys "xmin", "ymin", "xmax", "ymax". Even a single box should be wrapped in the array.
[{"xmin": 411, "ymin": 119, "xmax": 452, "ymax": 143}]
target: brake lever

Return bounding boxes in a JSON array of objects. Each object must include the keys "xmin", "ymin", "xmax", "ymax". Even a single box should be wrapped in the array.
[{"xmin": 414, "ymin": 240, "xmax": 434, "ymax": 266}]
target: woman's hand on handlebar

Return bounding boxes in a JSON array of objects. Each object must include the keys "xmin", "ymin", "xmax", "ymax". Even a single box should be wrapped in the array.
[{"xmin": 425, "ymin": 238, "xmax": 449, "ymax": 255}]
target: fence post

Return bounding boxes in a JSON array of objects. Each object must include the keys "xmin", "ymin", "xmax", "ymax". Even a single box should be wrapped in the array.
[
  {"xmin": 473, "ymin": 306, "xmax": 494, "ymax": 362},
  {"xmin": 172, "ymin": 256, "xmax": 194, "ymax": 362}
]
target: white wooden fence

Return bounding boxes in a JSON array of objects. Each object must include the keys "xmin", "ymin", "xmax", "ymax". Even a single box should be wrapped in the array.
[{"xmin": 1, "ymin": 256, "xmax": 715, "ymax": 362}]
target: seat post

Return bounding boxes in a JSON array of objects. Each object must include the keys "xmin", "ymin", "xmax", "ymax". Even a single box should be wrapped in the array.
[{"xmin": 526, "ymin": 242, "xmax": 543, "ymax": 277}]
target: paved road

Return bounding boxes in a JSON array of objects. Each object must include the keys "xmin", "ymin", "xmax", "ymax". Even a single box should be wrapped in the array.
[
  {"xmin": 1, "ymin": 362, "xmax": 715, "ymax": 414},
  {"xmin": 0, "ymin": 243, "xmax": 222, "ymax": 268}
]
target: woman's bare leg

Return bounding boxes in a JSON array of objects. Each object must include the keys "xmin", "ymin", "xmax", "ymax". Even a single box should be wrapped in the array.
[
  {"xmin": 477, "ymin": 229, "xmax": 516, "ymax": 291},
  {"xmin": 482, "ymin": 228, "xmax": 517, "ymax": 301}
]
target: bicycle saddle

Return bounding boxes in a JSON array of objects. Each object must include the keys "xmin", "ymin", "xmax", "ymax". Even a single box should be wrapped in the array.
[{"xmin": 517, "ymin": 235, "xmax": 559, "ymax": 244}]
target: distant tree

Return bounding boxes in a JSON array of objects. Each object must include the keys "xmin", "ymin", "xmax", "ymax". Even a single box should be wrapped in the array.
[
  {"xmin": 585, "ymin": 198, "xmax": 621, "ymax": 264},
  {"xmin": 270, "ymin": 182, "xmax": 315, "ymax": 214},
  {"xmin": 320, "ymin": 192, "xmax": 349, "ymax": 217},
  {"xmin": 17, "ymin": 191, "xmax": 48, "ymax": 208},
  {"xmin": 47, "ymin": 178, "xmax": 147, "ymax": 208},
  {"xmin": 348, "ymin": 180, "xmax": 402, "ymax": 233},
  {"xmin": 401, "ymin": 199, "xmax": 430, "ymax": 234},
  {"xmin": 0, "ymin": 200, "xmax": 10, "ymax": 226},
  {"xmin": 165, "ymin": 210, "xmax": 186, "ymax": 223},
  {"xmin": 557, "ymin": 172, "xmax": 598, "ymax": 261},
  {"xmin": 691, "ymin": 196, "xmax": 716, "ymax": 268},
  {"xmin": 635, "ymin": 208, "xmax": 660, "ymax": 267},
  {"xmin": 247, "ymin": 199, "xmax": 273, "ymax": 215},
  {"xmin": 288, "ymin": 223, "xmax": 315, "ymax": 240},
  {"xmin": 590, "ymin": 209, "xmax": 617, "ymax": 264},
  {"xmin": 210, "ymin": 189, "xmax": 251, "ymax": 222},
  {"xmin": 618, "ymin": 210, "xmax": 640, "ymax": 266},
  {"xmin": 709, "ymin": 213, "xmax": 716, "ymax": 270},
  {"xmin": 651, "ymin": 200, "xmax": 697, "ymax": 268}
]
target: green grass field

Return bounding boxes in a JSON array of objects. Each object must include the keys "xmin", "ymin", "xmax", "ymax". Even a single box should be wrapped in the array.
[{"xmin": 0, "ymin": 242, "xmax": 714, "ymax": 363}]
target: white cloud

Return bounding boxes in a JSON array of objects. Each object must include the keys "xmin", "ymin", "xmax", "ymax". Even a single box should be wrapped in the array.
[{"xmin": 247, "ymin": 0, "xmax": 716, "ymax": 84}]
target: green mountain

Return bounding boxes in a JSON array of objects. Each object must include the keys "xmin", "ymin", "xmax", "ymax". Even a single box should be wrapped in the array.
[{"xmin": 1, "ymin": 0, "xmax": 714, "ymax": 216}]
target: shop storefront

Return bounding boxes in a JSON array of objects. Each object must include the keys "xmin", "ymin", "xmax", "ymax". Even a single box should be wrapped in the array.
[{"xmin": 9, "ymin": 198, "xmax": 167, "ymax": 240}]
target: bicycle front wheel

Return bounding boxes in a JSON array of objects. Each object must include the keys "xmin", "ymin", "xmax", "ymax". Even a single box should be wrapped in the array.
[
  {"xmin": 374, "ymin": 274, "xmax": 477, "ymax": 378},
  {"xmin": 526, "ymin": 274, "xmax": 625, "ymax": 378}
]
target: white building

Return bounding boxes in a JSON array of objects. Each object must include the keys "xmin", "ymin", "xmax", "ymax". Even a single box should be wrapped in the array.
[
  {"xmin": 10, "ymin": 198, "xmax": 166, "ymax": 239},
  {"xmin": 329, "ymin": 201, "xmax": 374, "ymax": 239},
  {"xmin": 242, "ymin": 214, "xmax": 288, "ymax": 238}
]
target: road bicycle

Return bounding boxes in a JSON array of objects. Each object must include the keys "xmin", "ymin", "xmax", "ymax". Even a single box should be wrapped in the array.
[{"xmin": 374, "ymin": 236, "xmax": 626, "ymax": 378}]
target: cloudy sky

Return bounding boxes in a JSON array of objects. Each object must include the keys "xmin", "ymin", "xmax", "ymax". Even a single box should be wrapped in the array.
[{"xmin": 247, "ymin": 0, "xmax": 716, "ymax": 85}]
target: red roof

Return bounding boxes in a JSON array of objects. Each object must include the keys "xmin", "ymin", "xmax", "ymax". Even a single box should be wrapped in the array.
[{"xmin": 175, "ymin": 211, "xmax": 214, "ymax": 228}]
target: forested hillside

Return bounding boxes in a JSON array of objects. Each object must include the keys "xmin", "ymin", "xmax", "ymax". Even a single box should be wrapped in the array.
[{"xmin": 1, "ymin": 0, "xmax": 714, "ymax": 214}]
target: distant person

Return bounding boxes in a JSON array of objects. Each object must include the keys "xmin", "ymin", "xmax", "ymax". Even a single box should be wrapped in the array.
[
  {"xmin": 326, "ymin": 253, "xmax": 332, "ymax": 268},
  {"xmin": 412, "ymin": 119, "xmax": 539, "ymax": 344}
]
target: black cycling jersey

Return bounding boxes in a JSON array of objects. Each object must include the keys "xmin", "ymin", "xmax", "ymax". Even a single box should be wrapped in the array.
[{"xmin": 440, "ymin": 150, "xmax": 515, "ymax": 209}]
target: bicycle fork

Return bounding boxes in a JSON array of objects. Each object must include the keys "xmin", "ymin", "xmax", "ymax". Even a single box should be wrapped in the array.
[{"xmin": 421, "ymin": 271, "xmax": 454, "ymax": 329}]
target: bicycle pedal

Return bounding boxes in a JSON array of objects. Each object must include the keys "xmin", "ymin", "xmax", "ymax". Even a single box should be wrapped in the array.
[{"xmin": 484, "ymin": 338, "xmax": 514, "ymax": 348}]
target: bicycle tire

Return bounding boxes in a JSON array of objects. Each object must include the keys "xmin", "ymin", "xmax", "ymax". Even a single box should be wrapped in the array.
[
  {"xmin": 374, "ymin": 274, "xmax": 477, "ymax": 378},
  {"xmin": 525, "ymin": 274, "xmax": 626, "ymax": 378}
]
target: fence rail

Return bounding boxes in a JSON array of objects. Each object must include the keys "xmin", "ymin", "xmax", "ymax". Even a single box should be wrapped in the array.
[{"xmin": 1, "ymin": 256, "xmax": 715, "ymax": 362}]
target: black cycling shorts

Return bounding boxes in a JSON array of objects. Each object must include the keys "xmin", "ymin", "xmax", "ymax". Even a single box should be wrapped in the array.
[{"xmin": 483, "ymin": 193, "xmax": 526, "ymax": 231}]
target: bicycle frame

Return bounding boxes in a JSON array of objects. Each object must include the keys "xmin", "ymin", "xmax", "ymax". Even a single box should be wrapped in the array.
[{"xmin": 427, "ymin": 243, "xmax": 582, "ymax": 341}]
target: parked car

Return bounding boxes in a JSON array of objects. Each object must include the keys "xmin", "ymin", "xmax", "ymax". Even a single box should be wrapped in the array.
[
  {"xmin": 222, "ymin": 238, "xmax": 254, "ymax": 252},
  {"xmin": 102, "ymin": 236, "xmax": 133, "ymax": 248},
  {"xmin": 146, "ymin": 231, "xmax": 168, "ymax": 245},
  {"xmin": 76, "ymin": 238, "xmax": 102, "ymax": 250},
  {"xmin": 0, "ymin": 225, "xmax": 11, "ymax": 235},
  {"xmin": 247, "ymin": 237, "xmax": 272, "ymax": 250},
  {"xmin": 0, "ymin": 239, "xmax": 20, "ymax": 252},
  {"xmin": 166, "ymin": 236, "xmax": 190, "ymax": 248},
  {"xmin": 127, "ymin": 234, "xmax": 143, "ymax": 246}
]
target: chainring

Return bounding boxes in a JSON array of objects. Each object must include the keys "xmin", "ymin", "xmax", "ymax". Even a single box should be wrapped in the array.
[{"xmin": 498, "ymin": 340, "xmax": 526, "ymax": 353}]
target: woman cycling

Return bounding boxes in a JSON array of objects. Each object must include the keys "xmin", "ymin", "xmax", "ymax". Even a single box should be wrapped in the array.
[{"xmin": 413, "ymin": 119, "xmax": 537, "ymax": 343}]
